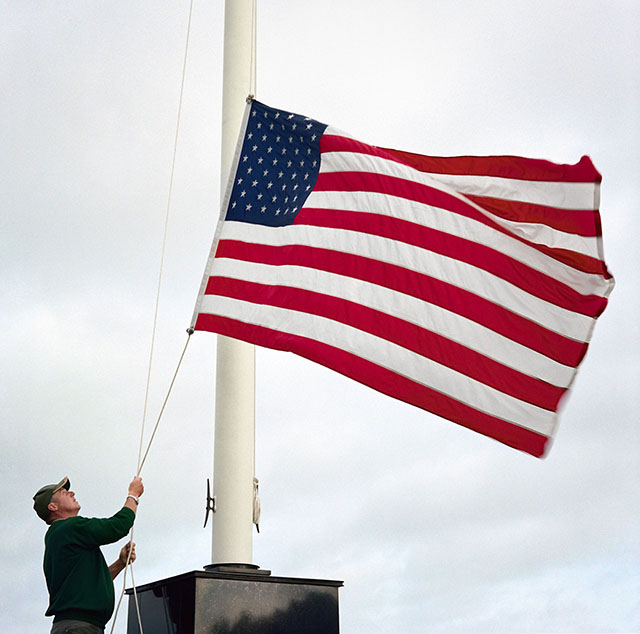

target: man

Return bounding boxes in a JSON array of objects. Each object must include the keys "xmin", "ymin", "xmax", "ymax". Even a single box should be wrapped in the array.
[{"xmin": 33, "ymin": 476, "xmax": 144, "ymax": 634}]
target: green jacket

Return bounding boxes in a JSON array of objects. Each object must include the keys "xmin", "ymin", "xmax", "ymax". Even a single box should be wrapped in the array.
[{"xmin": 43, "ymin": 507, "xmax": 135, "ymax": 628}]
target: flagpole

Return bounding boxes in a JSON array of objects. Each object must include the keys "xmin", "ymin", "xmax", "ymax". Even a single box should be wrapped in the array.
[{"xmin": 209, "ymin": 0, "xmax": 257, "ymax": 569}]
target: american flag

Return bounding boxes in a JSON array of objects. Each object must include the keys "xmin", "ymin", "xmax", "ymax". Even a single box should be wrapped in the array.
[{"xmin": 192, "ymin": 99, "xmax": 614, "ymax": 457}]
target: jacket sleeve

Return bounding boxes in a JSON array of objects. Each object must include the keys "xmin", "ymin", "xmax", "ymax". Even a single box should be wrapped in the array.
[{"xmin": 72, "ymin": 507, "xmax": 135, "ymax": 547}]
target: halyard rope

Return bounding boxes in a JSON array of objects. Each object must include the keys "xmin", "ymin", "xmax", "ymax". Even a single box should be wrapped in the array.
[
  {"xmin": 109, "ymin": 0, "xmax": 195, "ymax": 631},
  {"xmin": 136, "ymin": 0, "xmax": 195, "ymax": 475},
  {"xmin": 110, "ymin": 331, "xmax": 192, "ymax": 634}
]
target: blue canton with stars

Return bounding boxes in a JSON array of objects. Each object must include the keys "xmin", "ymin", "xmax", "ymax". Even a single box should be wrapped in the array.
[{"xmin": 225, "ymin": 100, "xmax": 328, "ymax": 227}]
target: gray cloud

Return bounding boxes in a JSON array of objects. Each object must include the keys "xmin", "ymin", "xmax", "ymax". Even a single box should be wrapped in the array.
[{"xmin": 3, "ymin": 1, "xmax": 639, "ymax": 632}]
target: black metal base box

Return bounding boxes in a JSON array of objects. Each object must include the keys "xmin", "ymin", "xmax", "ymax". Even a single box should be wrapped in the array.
[{"xmin": 126, "ymin": 569, "xmax": 342, "ymax": 634}]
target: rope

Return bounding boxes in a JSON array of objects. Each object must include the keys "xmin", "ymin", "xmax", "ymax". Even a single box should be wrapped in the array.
[
  {"xmin": 137, "ymin": 0, "xmax": 195, "ymax": 473},
  {"xmin": 250, "ymin": 0, "xmax": 261, "ymax": 535},
  {"xmin": 110, "ymin": 331, "xmax": 193, "ymax": 634},
  {"xmin": 137, "ymin": 332, "xmax": 193, "ymax": 477},
  {"xmin": 109, "ymin": 0, "xmax": 195, "ymax": 630}
]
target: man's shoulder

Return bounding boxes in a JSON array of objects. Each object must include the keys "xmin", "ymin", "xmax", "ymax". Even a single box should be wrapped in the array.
[
  {"xmin": 46, "ymin": 516, "xmax": 87, "ymax": 537},
  {"xmin": 49, "ymin": 515, "xmax": 90, "ymax": 527}
]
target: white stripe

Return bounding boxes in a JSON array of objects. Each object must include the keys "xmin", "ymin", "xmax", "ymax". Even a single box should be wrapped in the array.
[
  {"xmin": 210, "ymin": 257, "xmax": 577, "ymax": 387},
  {"xmin": 422, "ymin": 172, "xmax": 597, "ymax": 211},
  {"xmin": 304, "ymin": 189, "xmax": 609, "ymax": 297},
  {"xmin": 218, "ymin": 221, "xmax": 595, "ymax": 341},
  {"xmin": 324, "ymin": 124, "xmax": 353, "ymax": 139},
  {"xmin": 318, "ymin": 150, "xmax": 600, "ymax": 256},
  {"xmin": 487, "ymin": 214, "xmax": 598, "ymax": 257},
  {"xmin": 198, "ymin": 294, "xmax": 557, "ymax": 437},
  {"xmin": 320, "ymin": 137, "xmax": 597, "ymax": 210}
]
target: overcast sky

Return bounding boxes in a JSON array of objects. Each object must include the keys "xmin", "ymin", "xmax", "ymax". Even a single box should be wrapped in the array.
[{"xmin": 3, "ymin": 1, "xmax": 639, "ymax": 632}]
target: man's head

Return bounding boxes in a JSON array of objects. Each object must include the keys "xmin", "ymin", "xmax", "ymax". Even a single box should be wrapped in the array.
[{"xmin": 33, "ymin": 477, "xmax": 80, "ymax": 524}]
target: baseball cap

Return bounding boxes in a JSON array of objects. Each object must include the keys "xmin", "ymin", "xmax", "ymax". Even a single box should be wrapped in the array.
[{"xmin": 33, "ymin": 477, "xmax": 70, "ymax": 522}]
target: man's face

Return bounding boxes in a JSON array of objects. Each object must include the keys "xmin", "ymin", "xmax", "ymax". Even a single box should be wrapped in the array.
[{"xmin": 49, "ymin": 487, "xmax": 81, "ymax": 518}]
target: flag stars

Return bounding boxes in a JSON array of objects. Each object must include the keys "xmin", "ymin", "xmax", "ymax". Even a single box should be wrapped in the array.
[{"xmin": 227, "ymin": 103, "xmax": 325, "ymax": 226}]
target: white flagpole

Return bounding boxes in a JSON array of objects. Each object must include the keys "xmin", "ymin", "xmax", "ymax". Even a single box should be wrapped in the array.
[{"xmin": 210, "ymin": 0, "xmax": 256, "ymax": 568}]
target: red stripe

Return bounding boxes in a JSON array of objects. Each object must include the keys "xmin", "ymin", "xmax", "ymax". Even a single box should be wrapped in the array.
[
  {"xmin": 465, "ymin": 194, "xmax": 600, "ymax": 237},
  {"xmin": 295, "ymin": 207, "xmax": 606, "ymax": 318},
  {"xmin": 321, "ymin": 135, "xmax": 600, "ymax": 183},
  {"xmin": 206, "ymin": 277, "xmax": 565, "ymax": 410},
  {"xmin": 194, "ymin": 313, "xmax": 550, "ymax": 458},
  {"xmin": 527, "ymin": 243, "xmax": 612, "ymax": 279},
  {"xmin": 214, "ymin": 239, "xmax": 588, "ymax": 367},
  {"xmin": 314, "ymin": 169, "xmax": 606, "ymax": 277},
  {"xmin": 383, "ymin": 148, "xmax": 601, "ymax": 183},
  {"xmin": 466, "ymin": 196, "xmax": 612, "ymax": 278}
]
